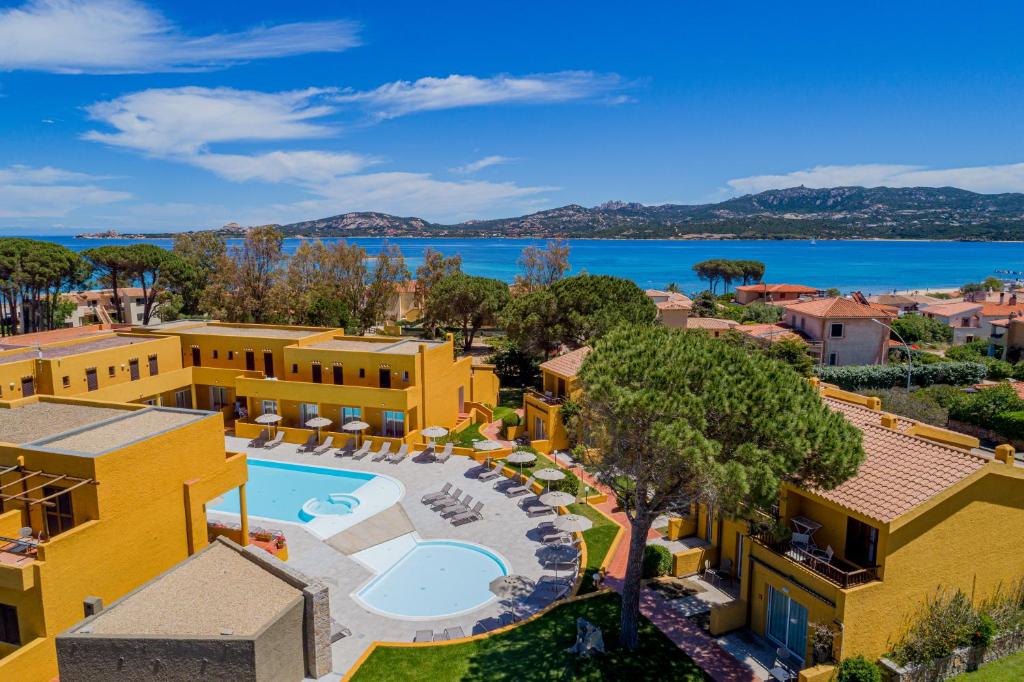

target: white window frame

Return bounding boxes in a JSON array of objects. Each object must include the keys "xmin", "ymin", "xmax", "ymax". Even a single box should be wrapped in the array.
[{"xmin": 261, "ymin": 400, "xmax": 278, "ymax": 415}]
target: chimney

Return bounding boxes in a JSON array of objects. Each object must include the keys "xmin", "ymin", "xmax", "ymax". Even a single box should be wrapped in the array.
[
  {"xmin": 994, "ymin": 444, "xmax": 1015, "ymax": 465},
  {"xmin": 1011, "ymin": 294, "xmax": 1018, "ymax": 306},
  {"xmin": 1000, "ymin": 292, "xmax": 1005, "ymax": 304},
  {"xmin": 880, "ymin": 413, "xmax": 899, "ymax": 429}
]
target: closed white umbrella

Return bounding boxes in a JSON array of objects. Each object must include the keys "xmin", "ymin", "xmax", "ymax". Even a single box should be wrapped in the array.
[
  {"xmin": 342, "ymin": 420, "xmax": 370, "ymax": 446},
  {"xmin": 539, "ymin": 491, "xmax": 576, "ymax": 508},
  {"xmin": 553, "ymin": 514, "xmax": 593, "ymax": 533}
]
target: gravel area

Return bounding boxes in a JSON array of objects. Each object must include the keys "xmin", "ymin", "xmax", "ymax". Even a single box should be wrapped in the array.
[
  {"xmin": 0, "ymin": 334, "xmax": 158, "ymax": 366},
  {"xmin": 86, "ymin": 543, "xmax": 301, "ymax": 636},
  {"xmin": 39, "ymin": 409, "xmax": 202, "ymax": 454},
  {"xmin": 182, "ymin": 324, "xmax": 318, "ymax": 339},
  {"xmin": 0, "ymin": 402, "xmax": 128, "ymax": 445}
]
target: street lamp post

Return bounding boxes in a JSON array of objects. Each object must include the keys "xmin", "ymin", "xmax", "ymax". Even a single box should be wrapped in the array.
[{"xmin": 872, "ymin": 318, "xmax": 912, "ymax": 392}]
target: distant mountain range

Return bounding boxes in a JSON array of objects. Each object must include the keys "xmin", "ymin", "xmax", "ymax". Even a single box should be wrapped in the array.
[{"xmin": 79, "ymin": 186, "xmax": 1024, "ymax": 241}]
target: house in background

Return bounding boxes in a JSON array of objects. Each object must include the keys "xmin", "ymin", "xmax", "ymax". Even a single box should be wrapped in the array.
[
  {"xmin": 783, "ymin": 297, "xmax": 891, "ymax": 366},
  {"xmin": 923, "ymin": 294, "xmax": 1024, "ymax": 345},
  {"xmin": 735, "ymin": 283, "xmax": 822, "ymax": 306},
  {"xmin": 386, "ymin": 280, "xmax": 420, "ymax": 323},
  {"xmin": 62, "ymin": 288, "xmax": 159, "ymax": 327},
  {"xmin": 866, "ymin": 293, "xmax": 948, "ymax": 314},
  {"xmin": 523, "ymin": 346, "xmax": 590, "ymax": 452},
  {"xmin": 990, "ymin": 315, "xmax": 1024, "ymax": 362},
  {"xmin": 645, "ymin": 289, "xmax": 693, "ymax": 328},
  {"xmin": 684, "ymin": 317, "xmax": 740, "ymax": 338}
]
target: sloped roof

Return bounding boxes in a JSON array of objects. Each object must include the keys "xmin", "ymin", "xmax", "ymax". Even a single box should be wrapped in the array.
[
  {"xmin": 921, "ymin": 302, "xmax": 983, "ymax": 318},
  {"xmin": 686, "ymin": 317, "xmax": 739, "ymax": 330},
  {"xmin": 785, "ymin": 296, "xmax": 894, "ymax": 319},
  {"xmin": 980, "ymin": 303, "xmax": 1024, "ymax": 317},
  {"xmin": 647, "ymin": 290, "xmax": 693, "ymax": 310},
  {"xmin": 813, "ymin": 410, "xmax": 988, "ymax": 523},
  {"xmin": 735, "ymin": 323, "xmax": 807, "ymax": 344},
  {"xmin": 736, "ymin": 283, "xmax": 821, "ymax": 294},
  {"xmin": 822, "ymin": 397, "xmax": 914, "ymax": 432},
  {"xmin": 539, "ymin": 346, "xmax": 592, "ymax": 377}
]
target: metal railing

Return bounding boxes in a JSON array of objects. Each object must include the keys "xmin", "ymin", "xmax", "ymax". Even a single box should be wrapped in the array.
[
  {"xmin": 752, "ymin": 531, "xmax": 878, "ymax": 589},
  {"xmin": 525, "ymin": 387, "xmax": 564, "ymax": 406}
]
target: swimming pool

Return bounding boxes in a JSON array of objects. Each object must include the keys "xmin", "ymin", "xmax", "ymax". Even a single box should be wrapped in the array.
[
  {"xmin": 209, "ymin": 459, "xmax": 404, "ymax": 537},
  {"xmin": 355, "ymin": 537, "xmax": 509, "ymax": 619}
]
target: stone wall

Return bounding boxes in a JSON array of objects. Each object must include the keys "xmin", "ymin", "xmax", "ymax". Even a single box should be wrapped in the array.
[{"xmin": 879, "ymin": 631, "xmax": 1024, "ymax": 682}]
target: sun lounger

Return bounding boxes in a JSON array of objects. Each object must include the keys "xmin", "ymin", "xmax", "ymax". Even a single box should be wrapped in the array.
[
  {"xmin": 504, "ymin": 476, "xmax": 536, "ymax": 498},
  {"xmin": 263, "ymin": 431, "xmax": 285, "ymax": 449},
  {"xmin": 414, "ymin": 443, "xmax": 435, "ymax": 460},
  {"xmin": 429, "ymin": 488, "xmax": 463, "ymax": 511},
  {"xmin": 450, "ymin": 501, "xmax": 484, "ymax": 525},
  {"xmin": 312, "ymin": 436, "xmax": 334, "ymax": 455},
  {"xmin": 370, "ymin": 442, "xmax": 393, "ymax": 462},
  {"xmin": 330, "ymin": 619, "xmax": 351, "ymax": 643},
  {"xmin": 433, "ymin": 492, "xmax": 469, "ymax": 513},
  {"xmin": 432, "ymin": 630, "xmax": 449, "ymax": 642},
  {"xmin": 414, "ymin": 629, "xmax": 433, "ymax": 643},
  {"xmin": 543, "ymin": 558, "xmax": 579, "ymax": 571},
  {"xmin": 441, "ymin": 496, "xmax": 473, "ymax": 518},
  {"xmin": 297, "ymin": 434, "xmax": 319, "ymax": 453},
  {"xmin": 421, "ymin": 482, "xmax": 452, "ymax": 504},
  {"xmin": 248, "ymin": 428, "xmax": 269, "ymax": 447},
  {"xmin": 350, "ymin": 442, "xmax": 372, "ymax": 459},
  {"xmin": 333, "ymin": 442, "xmax": 355, "ymax": 457},
  {"xmin": 542, "ymin": 532, "xmax": 575, "ymax": 545},
  {"xmin": 536, "ymin": 580, "xmax": 572, "ymax": 600},
  {"xmin": 443, "ymin": 626, "xmax": 465, "ymax": 640},
  {"xmin": 525, "ymin": 503, "xmax": 554, "ymax": 517},
  {"xmin": 387, "ymin": 444, "xmax": 409, "ymax": 464},
  {"xmin": 434, "ymin": 442, "xmax": 453, "ymax": 463},
  {"xmin": 477, "ymin": 462, "xmax": 502, "ymax": 481}
]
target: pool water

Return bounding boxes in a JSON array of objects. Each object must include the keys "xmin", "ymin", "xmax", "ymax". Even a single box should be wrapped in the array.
[
  {"xmin": 357, "ymin": 540, "xmax": 508, "ymax": 619},
  {"xmin": 211, "ymin": 459, "xmax": 374, "ymax": 523}
]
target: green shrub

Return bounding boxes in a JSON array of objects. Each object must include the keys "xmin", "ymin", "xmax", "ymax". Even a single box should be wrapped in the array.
[
  {"xmin": 991, "ymin": 410, "xmax": 1024, "ymax": 440},
  {"xmin": 945, "ymin": 340, "xmax": 991, "ymax": 362},
  {"xmin": 982, "ymin": 357, "xmax": 1014, "ymax": 380},
  {"xmin": 550, "ymin": 471, "xmax": 580, "ymax": 496},
  {"xmin": 947, "ymin": 384, "xmax": 1024, "ymax": 429},
  {"xmin": 865, "ymin": 387, "xmax": 949, "ymax": 427},
  {"xmin": 1013, "ymin": 363, "xmax": 1024, "ymax": 381},
  {"xmin": 980, "ymin": 578, "xmax": 1024, "ymax": 633},
  {"xmin": 836, "ymin": 656, "xmax": 882, "ymax": 682},
  {"xmin": 816, "ymin": 362, "xmax": 987, "ymax": 390},
  {"xmin": 892, "ymin": 314, "xmax": 953, "ymax": 344},
  {"xmin": 642, "ymin": 544, "xmax": 673, "ymax": 578},
  {"xmin": 972, "ymin": 614, "xmax": 997, "ymax": 647},
  {"xmin": 888, "ymin": 589, "xmax": 980, "ymax": 665}
]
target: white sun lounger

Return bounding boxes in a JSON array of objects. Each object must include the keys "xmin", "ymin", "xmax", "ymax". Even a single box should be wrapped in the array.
[
  {"xmin": 350, "ymin": 442, "xmax": 372, "ymax": 459},
  {"xmin": 263, "ymin": 431, "xmax": 284, "ymax": 449},
  {"xmin": 421, "ymin": 482, "xmax": 452, "ymax": 504},
  {"xmin": 434, "ymin": 442, "xmax": 454, "ymax": 463},
  {"xmin": 450, "ymin": 501, "xmax": 484, "ymax": 525},
  {"xmin": 504, "ymin": 476, "xmax": 536, "ymax": 497},
  {"xmin": 312, "ymin": 436, "xmax": 334, "ymax": 455},
  {"xmin": 387, "ymin": 444, "xmax": 409, "ymax": 464},
  {"xmin": 370, "ymin": 442, "xmax": 393, "ymax": 462},
  {"xmin": 430, "ymin": 489, "xmax": 464, "ymax": 511},
  {"xmin": 441, "ymin": 495, "xmax": 473, "ymax": 518}
]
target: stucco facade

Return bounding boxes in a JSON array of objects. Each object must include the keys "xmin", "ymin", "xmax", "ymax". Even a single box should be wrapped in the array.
[{"xmin": 784, "ymin": 298, "xmax": 890, "ymax": 366}]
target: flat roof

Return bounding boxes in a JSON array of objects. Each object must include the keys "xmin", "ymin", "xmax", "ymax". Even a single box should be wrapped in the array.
[
  {"xmin": 0, "ymin": 402, "xmax": 129, "ymax": 445},
  {"xmin": 179, "ymin": 324, "xmax": 320, "ymax": 340},
  {"xmin": 0, "ymin": 335, "xmax": 159, "ymax": 366},
  {"xmin": 82, "ymin": 542, "xmax": 301, "ymax": 637},
  {"xmin": 307, "ymin": 338, "xmax": 444, "ymax": 355},
  {"xmin": 26, "ymin": 407, "xmax": 206, "ymax": 456}
]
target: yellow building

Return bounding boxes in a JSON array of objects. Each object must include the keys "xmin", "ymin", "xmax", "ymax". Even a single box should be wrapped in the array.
[
  {"xmin": 676, "ymin": 385, "xmax": 1024, "ymax": 673},
  {"xmin": 522, "ymin": 346, "xmax": 590, "ymax": 452},
  {"xmin": 0, "ymin": 395, "xmax": 248, "ymax": 681}
]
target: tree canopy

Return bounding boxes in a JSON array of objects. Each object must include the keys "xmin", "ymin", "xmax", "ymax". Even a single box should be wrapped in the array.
[
  {"xmin": 574, "ymin": 325, "xmax": 863, "ymax": 648},
  {"xmin": 1, "ymin": 238, "xmax": 88, "ymax": 334},
  {"xmin": 426, "ymin": 273, "xmax": 511, "ymax": 352},
  {"xmin": 891, "ymin": 313, "xmax": 953, "ymax": 344},
  {"xmin": 691, "ymin": 259, "xmax": 766, "ymax": 293},
  {"xmin": 547, "ymin": 274, "xmax": 657, "ymax": 348},
  {"xmin": 513, "ymin": 239, "xmax": 570, "ymax": 293}
]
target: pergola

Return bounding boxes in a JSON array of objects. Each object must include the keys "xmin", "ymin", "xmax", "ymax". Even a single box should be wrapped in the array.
[{"xmin": 0, "ymin": 465, "xmax": 97, "ymax": 537}]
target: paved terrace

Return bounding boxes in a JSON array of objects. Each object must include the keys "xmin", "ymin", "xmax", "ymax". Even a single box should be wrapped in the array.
[
  {"xmin": 220, "ymin": 436, "xmax": 576, "ymax": 678},
  {"xmin": 0, "ymin": 402, "xmax": 128, "ymax": 445}
]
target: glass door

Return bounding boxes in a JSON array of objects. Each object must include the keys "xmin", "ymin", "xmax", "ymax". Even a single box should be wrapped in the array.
[{"xmin": 766, "ymin": 586, "xmax": 808, "ymax": 663}]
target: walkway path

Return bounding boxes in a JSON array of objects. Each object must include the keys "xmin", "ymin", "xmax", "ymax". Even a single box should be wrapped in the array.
[{"xmin": 569, "ymin": 464, "xmax": 759, "ymax": 682}]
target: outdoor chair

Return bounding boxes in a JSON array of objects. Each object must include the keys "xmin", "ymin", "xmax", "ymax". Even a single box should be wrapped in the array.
[
  {"xmin": 504, "ymin": 475, "xmax": 536, "ymax": 498},
  {"xmin": 429, "ymin": 488, "xmax": 463, "ymax": 511},
  {"xmin": 771, "ymin": 647, "xmax": 796, "ymax": 681},
  {"xmin": 810, "ymin": 545, "xmax": 834, "ymax": 565},
  {"xmin": 719, "ymin": 558, "xmax": 734, "ymax": 585},
  {"xmin": 387, "ymin": 444, "xmax": 409, "ymax": 464},
  {"xmin": 333, "ymin": 442, "xmax": 355, "ymax": 457},
  {"xmin": 413, "ymin": 443, "xmax": 435, "ymax": 460},
  {"xmin": 435, "ymin": 442, "xmax": 454, "ymax": 463},
  {"xmin": 297, "ymin": 434, "xmax": 319, "ymax": 453},
  {"xmin": 451, "ymin": 501, "xmax": 484, "ymax": 525},
  {"xmin": 443, "ymin": 626, "xmax": 465, "ymax": 640},
  {"xmin": 703, "ymin": 559, "xmax": 721, "ymax": 586},
  {"xmin": 525, "ymin": 502, "xmax": 554, "ymax": 517},
  {"xmin": 477, "ymin": 463, "xmax": 502, "ymax": 481},
  {"xmin": 312, "ymin": 436, "xmax": 334, "ymax": 455},
  {"xmin": 791, "ymin": 532, "xmax": 814, "ymax": 550},
  {"xmin": 414, "ymin": 629, "xmax": 434, "ymax": 643},
  {"xmin": 263, "ymin": 431, "xmax": 284, "ymax": 449},
  {"xmin": 421, "ymin": 482, "xmax": 452, "ymax": 504},
  {"xmin": 434, "ymin": 492, "xmax": 470, "ymax": 514},
  {"xmin": 248, "ymin": 429, "xmax": 269, "ymax": 447},
  {"xmin": 370, "ymin": 442, "xmax": 393, "ymax": 462},
  {"xmin": 330, "ymin": 619, "xmax": 351, "ymax": 643},
  {"xmin": 351, "ymin": 442, "xmax": 372, "ymax": 460},
  {"xmin": 441, "ymin": 495, "xmax": 474, "ymax": 518}
]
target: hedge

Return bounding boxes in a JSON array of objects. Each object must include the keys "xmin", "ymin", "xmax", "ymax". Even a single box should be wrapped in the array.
[
  {"xmin": 816, "ymin": 362, "xmax": 987, "ymax": 390},
  {"xmin": 642, "ymin": 544, "xmax": 673, "ymax": 578},
  {"xmin": 991, "ymin": 410, "xmax": 1024, "ymax": 440}
]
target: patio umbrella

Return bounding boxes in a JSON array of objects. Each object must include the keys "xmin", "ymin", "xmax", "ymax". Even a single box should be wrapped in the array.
[
  {"xmin": 553, "ymin": 514, "xmax": 593, "ymax": 533},
  {"xmin": 473, "ymin": 439, "xmax": 503, "ymax": 451},
  {"xmin": 539, "ymin": 491, "xmax": 576, "ymax": 508},
  {"xmin": 506, "ymin": 450, "xmax": 536, "ymax": 480},
  {"xmin": 538, "ymin": 543, "xmax": 580, "ymax": 579},
  {"xmin": 534, "ymin": 467, "xmax": 565, "ymax": 492},
  {"xmin": 489, "ymin": 574, "xmax": 536, "ymax": 621},
  {"xmin": 254, "ymin": 412, "xmax": 282, "ymax": 434},
  {"xmin": 421, "ymin": 425, "xmax": 448, "ymax": 449},
  {"xmin": 305, "ymin": 416, "xmax": 332, "ymax": 441},
  {"xmin": 342, "ymin": 420, "xmax": 370, "ymax": 447}
]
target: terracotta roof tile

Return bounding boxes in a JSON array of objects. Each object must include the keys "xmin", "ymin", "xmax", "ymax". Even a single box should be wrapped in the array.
[
  {"xmin": 735, "ymin": 283, "xmax": 821, "ymax": 294},
  {"xmin": 822, "ymin": 397, "xmax": 914, "ymax": 432},
  {"xmin": 980, "ymin": 303, "xmax": 1024, "ymax": 317},
  {"xmin": 686, "ymin": 317, "xmax": 739, "ymax": 330},
  {"xmin": 539, "ymin": 346, "xmax": 592, "ymax": 377},
  {"xmin": 921, "ymin": 302, "xmax": 983, "ymax": 317},
  {"xmin": 811, "ymin": 408, "xmax": 987, "ymax": 523},
  {"xmin": 785, "ymin": 296, "xmax": 894, "ymax": 319}
]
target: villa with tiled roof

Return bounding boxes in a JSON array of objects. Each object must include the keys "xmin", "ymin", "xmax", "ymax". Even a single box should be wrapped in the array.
[
  {"xmin": 523, "ymin": 346, "xmax": 591, "ymax": 451},
  {"xmin": 645, "ymin": 289, "xmax": 693, "ymax": 328},
  {"xmin": 735, "ymin": 283, "xmax": 822, "ymax": 305},
  {"xmin": 782, "ymin": 297, "xmax": 892, "ymax": 366}
]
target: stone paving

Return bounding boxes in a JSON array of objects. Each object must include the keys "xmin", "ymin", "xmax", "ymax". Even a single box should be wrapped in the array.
[{"xmin": 217, "ymin": 437, "xmax": 578, "ymax": 679}]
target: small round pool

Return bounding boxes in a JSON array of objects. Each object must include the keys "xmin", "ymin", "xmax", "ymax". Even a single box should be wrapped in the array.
[
  {"xmin": 356, "ymin": 540, "xmax": 508, "ymax": 619},
  {"xmin": 299, "ymin": 493, "xmax": 361, "ymax": 521}
]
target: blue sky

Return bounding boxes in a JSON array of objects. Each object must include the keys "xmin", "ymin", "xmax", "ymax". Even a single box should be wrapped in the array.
[{"xmin": 2, "ymin": 1, "xmax": 1024, "ymax": 233}]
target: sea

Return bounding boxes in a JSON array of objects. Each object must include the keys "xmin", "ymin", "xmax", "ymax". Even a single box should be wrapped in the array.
[{"xmin": 26, "ymin": 236, "xmax": 1024, "ymax": 295}]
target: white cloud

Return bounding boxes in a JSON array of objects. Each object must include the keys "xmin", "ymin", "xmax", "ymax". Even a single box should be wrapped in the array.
[
  {"xmin": 0, "ymin": 0, "xmax": 359, "ymax": 74},
  {"xmin": 0, "ymin": 164, "xmax": 130, "ymax": 217},
  {"xmin": 727, "ymin": 163, "xmax": 1024, "ymax": 195},
  {"xmin": 335, "ymin": 71, "xmax": 627, "ymax": 119},
  {"xmin": 83, "ymin": 87, "xmax": 337, "ymax": 155},
  {"xmin": 190, "ymin": 150, "xmax": 375, "ymax": 184},
  {"xmin": 450, "ymin": 155, "xmax": 516, "ymax": 174}
]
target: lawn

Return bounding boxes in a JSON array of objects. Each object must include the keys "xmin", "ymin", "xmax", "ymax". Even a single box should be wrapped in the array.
[
  {"xmin": 499, "ymin": 450, "xmax": 582, "ymax": 496},
  {"xmin": 498, "ymin": 386, "xmax": 524, "ymax": 409},
  {"xmin": 568, "ymin": 503, "xmax": 620, "ymax": 594},
  {"xmin": 951, "ymin": 652, "xmax": 1024, "ymax": 681},
  {"xmin": 349, "ymin": 592, "xmax": 707, "ymax": 681},
  {"xmin": 444, "ymin": 422, "xmax": 485, "ymax": 448},
  {"xmin": 492, "ymin": 405, "xmax": 516, "ymax": 423}
]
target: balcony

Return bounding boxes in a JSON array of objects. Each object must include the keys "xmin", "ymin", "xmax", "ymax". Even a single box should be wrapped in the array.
[
  {"xmin": 751, "ymin": 531, "xmax": 878, "ymax": 589},
  {"xmin": 525, "ymin": 387, "xmax": 564, "ymax": 406}
]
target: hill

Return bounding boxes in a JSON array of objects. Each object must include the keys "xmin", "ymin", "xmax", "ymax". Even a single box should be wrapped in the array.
[{"xmin": 92, "ymin": 186, "xmax": 1024, "ymax": 240}]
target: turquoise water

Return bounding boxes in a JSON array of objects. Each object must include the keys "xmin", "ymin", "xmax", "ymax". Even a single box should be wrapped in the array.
[
  {"xmin": 358, "ymin": 540, "xmax": 508, "ymax": 618},
  {"xmin": 30, "ymin": 235, "xmax": 1024, "ymax": 294},
  {"xmin": 211, "ymin": 459, "xmax": 374, "ymax": 523}
]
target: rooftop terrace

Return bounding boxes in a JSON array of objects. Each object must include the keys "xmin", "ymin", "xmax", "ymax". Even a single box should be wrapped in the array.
[
  {"xmin": 0, "ymin": 402, "xmax": 128, "ymax": 445},
  {"xmin": 0, "ymin": 334, "xmax": 158, "ymax": 366},
  {"xmin": 308, "ymin": 338, "xmax": 444, "ymax": 354},
  {"xmin": 81, "ymin": 542, "xmax": 301, "ymax": 637},
  {"xmin": 26, "ymin": 407, "xmax": 206, "ymax": 456},
  {"xmin": 177, "ymin": 324, "xmax": 323, "ymax": 339}
]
